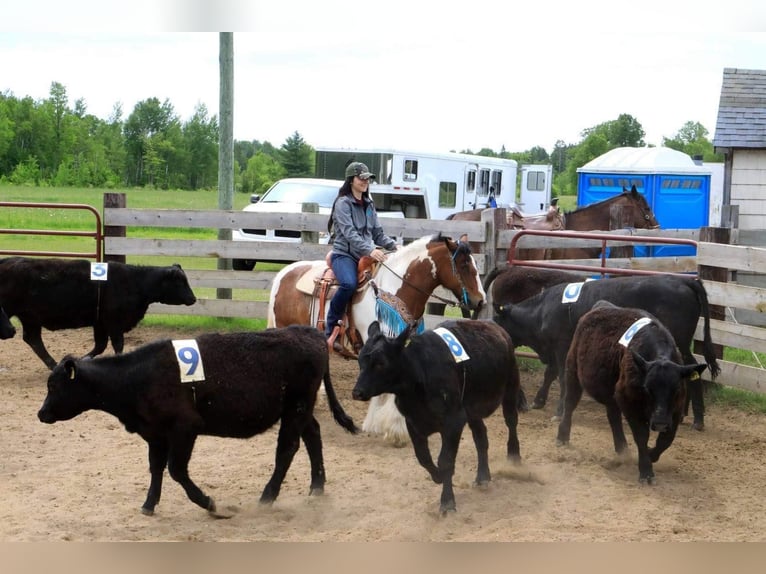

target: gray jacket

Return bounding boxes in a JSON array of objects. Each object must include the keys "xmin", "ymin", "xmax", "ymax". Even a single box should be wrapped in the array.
[{"xmin": 330, "ymin": 194, "xmax": 396, "ymax": 261}]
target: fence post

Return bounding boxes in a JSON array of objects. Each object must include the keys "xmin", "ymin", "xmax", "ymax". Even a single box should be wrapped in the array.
[
  {"xmin": 103, "ymin": 193, "xmax": 126, "ymax": 264},
  {"xmin": 301, "ymin": 202, "xmax": 319, "ymax": 244},
  {"xmin": 696, "ymin": 226, "xmax": 730, "ymax": 361},
  {"xmin": 481, "ymin": 207, "xmax": 505, "ymax": 278}
]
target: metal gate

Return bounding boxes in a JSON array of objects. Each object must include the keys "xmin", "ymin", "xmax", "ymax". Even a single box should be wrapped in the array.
[{"xmin": 0, "ymin": 202, "xmax": 103, "ymax": 261}]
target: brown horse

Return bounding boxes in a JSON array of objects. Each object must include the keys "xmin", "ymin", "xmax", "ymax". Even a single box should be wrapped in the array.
[
  {"xmin": 268, "ymin": 233, "xmax": 486, "ymax": 445},
  {"xmin": 447, "ymin": 202, "xmax": 565, "ymax": 231},
  {"xmin": 511, "ymin": 186, "xmax": 660, "ymax": 261}
]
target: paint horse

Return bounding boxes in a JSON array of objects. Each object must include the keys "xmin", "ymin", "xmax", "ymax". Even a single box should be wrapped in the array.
[{"xmin": 267, "ymin": 233, "xmax": 486, "ymax": 445}]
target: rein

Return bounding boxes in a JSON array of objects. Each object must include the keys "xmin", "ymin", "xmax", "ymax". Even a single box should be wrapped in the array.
[{"xmin": 378, "ymin": 244, "xmax": 472, "ymax": 309}]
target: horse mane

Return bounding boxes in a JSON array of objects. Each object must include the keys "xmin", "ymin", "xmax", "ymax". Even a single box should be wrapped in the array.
[{"xmin": 562, "ymin": 186, "xmax": 646, "ymax": 217}]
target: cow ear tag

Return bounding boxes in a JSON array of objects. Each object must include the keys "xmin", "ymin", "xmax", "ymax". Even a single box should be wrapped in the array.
[{"xmin": 90, "ymin": 262, "xmax": 108, "ymax": 281}]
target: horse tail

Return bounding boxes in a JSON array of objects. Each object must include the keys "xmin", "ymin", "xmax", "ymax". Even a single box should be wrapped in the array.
[
  {"xmin": 690, "ymin": 277, "xmax": 721, "ymax": 379},
  {"xmin": 322, "ymin": 365, "xmax": 358, "ymax": 434}
]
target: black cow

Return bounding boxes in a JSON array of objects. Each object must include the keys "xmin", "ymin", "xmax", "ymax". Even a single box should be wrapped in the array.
[
  {"xmin": 0, "ymin": 257, "xmax": 196, "ymax": 369},
  {"xmin": 556, "ymin": 301, "xmax": 707, "ymax": 483},
  {"xmin": 37, "ymin": 326, "xmax": 358, "ymax": 516},
  {"xmin": 478, "ymin": 266, "xmax": 592, "ymax": 411},
  {"xmin": 0, "ymin": 306, "xmax": 15, "ymax": 339},
  {"xmin": 352, "ymin": 319, "xmax": 521, "ymax": 514},
  {"xmin": 492, "ymin": 274, "xmax": 720, "ymax": 429}
]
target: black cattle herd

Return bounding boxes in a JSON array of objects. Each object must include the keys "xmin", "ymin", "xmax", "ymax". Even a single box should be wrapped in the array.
[{"xmin": 0, "ymin": 255, "xmax": 721, "ymax": 516}]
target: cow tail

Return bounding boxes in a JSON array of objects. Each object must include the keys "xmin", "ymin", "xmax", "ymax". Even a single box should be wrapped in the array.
[
  {"xmin": 323, "ymin": 368, "xmax": 358, "ymax": 434},
  {"xmin": 482, "ymin": 266, "xmax": 502, "ymax": 294},
  {"xmin": 693, "ymin": 278, "xmax": 721, "ymax": 379},
  {"xmin": 473, "ymin": 267, "xmax": 503, "ymax": 320}
]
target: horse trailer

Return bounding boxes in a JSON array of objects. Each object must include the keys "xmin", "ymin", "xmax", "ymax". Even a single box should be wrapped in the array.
[{"xmin": 315, "ymin": 147, "xmax": 552, "ymax": 220}]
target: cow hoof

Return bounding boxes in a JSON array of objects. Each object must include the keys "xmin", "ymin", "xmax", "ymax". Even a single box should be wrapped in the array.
[
  {"xmin": 639, "ymin": 475, "xmax": 656, "ymax": 486},
  {"xmin": 140, "ymin": 506, "xmax": 154, "ymax": 516},
  {"xmin": 439, "ymin": 503, "xmax": 457, "ymax": 515},
  {"xmin": 555, "ymin": 438, "xmax": 569, "ymax": 447},
  {"xmin": 473, "ymin": 479, "xmax": 490, "ymax": 490},
  {"xmin": 531, "ymin": 400, "xmax": 546, "ymax": 410},
  {"xmin": 309, "ymin": 486, "xmax": 325, "ymax": 496},
  {"xmin": 691, "ymin": 420, "xmax": 705, "ymax": 431}
]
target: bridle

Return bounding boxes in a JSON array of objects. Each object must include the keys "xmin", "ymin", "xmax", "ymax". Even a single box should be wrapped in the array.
[{"xmin": 378, "ymin": 240, "xmax": 475, "ymax": 310}]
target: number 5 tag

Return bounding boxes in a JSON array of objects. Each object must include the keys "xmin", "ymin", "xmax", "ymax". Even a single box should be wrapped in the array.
[
  {"xmin": 172, "ymin": 339, "xmax": 206, "ymax": 382},
  {"xmin": 90, "ymin": 262, "xmax": 108, "ymax": 281}
]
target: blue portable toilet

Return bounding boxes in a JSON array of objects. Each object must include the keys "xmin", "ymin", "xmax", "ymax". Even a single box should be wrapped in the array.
[{"xmin": 577, "ymin": 147, "xmax": 712, "ymax": 257}]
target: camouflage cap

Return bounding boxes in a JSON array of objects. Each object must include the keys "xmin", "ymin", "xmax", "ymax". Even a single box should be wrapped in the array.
[{"xmin": 345, "ymin": 162, "xmax": 376, "ymax": 180}]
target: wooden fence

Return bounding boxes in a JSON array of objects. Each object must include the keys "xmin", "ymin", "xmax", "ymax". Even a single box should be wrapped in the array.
[{"xmin": 99, "ymin": 201, "xmax": 766, "ymax": 395}]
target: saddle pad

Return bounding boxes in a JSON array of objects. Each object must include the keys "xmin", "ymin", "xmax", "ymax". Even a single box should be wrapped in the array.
[{"xmin": 295, "ymin": 265, "xmax": 333, "ymax": 296}]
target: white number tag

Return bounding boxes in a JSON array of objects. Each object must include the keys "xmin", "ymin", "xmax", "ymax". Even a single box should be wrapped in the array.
[
  {"xmin": 90, "ymin": 262, "xmax": 108, "ymax": 281},
  {"xmin": 618, "ymin": 317, "xmax": 652, "ymax": 348},
  {"xmin": 172, "ymin": 339, "xmax": 206, "ymax": 382},
  {"xmin": 433, "ymin": 327, "xmax": 470, "ymax": 363},
  {"xmin": 561, "ymin": 279, "xmax": 596, "ymax": 304},
  {"xmin": 561, "ymin": 282, "xmax": 586, "ymax": 303}
]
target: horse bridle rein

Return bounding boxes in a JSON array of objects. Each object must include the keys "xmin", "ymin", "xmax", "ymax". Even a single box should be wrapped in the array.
[{"xmin": 377, "ymin": 240, "xmax": 473, "ymax": 310}]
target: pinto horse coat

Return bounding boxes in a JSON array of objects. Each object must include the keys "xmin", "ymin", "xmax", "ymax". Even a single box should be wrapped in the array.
[{"xmin": 268, "ymin": 234, "xmax": 486, "ymax": 445}]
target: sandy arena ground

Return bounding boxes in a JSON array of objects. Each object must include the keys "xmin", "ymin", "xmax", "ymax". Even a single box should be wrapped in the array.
[{"xmin": 1, "ymin": 324, "xmax": 765, "ymax": 542}]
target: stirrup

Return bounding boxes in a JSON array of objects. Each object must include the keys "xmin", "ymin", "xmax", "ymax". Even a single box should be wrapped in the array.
[{"xmin": 327, "ymin": 325, "xmax": 358, "ymax": 360}]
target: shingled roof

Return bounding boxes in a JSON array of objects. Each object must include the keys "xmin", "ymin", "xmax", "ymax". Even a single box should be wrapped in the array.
[{"xmin": 713, "ymin": 68, "xmax": 766, "ymax": 149}]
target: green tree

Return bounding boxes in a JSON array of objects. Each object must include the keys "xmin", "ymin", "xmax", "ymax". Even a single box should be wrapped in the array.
[
  {"xmin": 182, "ymin": 103, "xmax": 219, "ymax": 189},
  {"xmin": 279, "ymin": 131, "xmax": 313, "ymax": 176},
  {"xmin": 662, "ymin": 121, "xmax": 723, "ymax": 162},
  {"xmin": 123, "ymin": 98, "xmax": 182, "ymax": 187},
  {"xmin": 241, "ymin": 151, "xmax": 286, "ymax": 195}
]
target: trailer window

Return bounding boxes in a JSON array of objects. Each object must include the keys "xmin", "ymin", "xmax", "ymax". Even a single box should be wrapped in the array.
[
  {"xmin": 478, "ymin": 169, "xmax": 491, "ymax": 196},
  {"xmin": 491, "ymin": 170, "xmax": 503, "ymax": 196},
  {"xmin": 403, "ymin": 159, "xmax": 418, "ymax": 181},
  {"xmin": 466, "ymin": 170, "xmax": 476, "ymax": 192},
  {"xmin": 439, "ymin": 181, "xmax": 457, "ymax": 208},
  {"xmin": 526, "ymin": 170, "xmax": 546, "ymax": 192}
]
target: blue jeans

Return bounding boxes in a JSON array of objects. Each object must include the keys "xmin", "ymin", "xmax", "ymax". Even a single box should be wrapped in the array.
[{"xmin": 326, "ymin": 253, "xmax": 358, "ymax": 337}]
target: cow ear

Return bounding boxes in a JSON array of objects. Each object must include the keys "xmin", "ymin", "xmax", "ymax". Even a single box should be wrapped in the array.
[
  {"xmin": 681, "ymin": 363, "xmax": 708, "ymax": 379},
  {"xmin": 368, "ymin": 321, "xmax": 381, "ymax": 338},
  {"xmin": 630, "ymin": 350, "xmax": 649, "ymax": 376}
]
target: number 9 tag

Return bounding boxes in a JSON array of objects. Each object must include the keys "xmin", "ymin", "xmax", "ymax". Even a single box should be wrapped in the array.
[{"xmin": 172, "ymin": 339, "xmax": 206, "ymax": 382}]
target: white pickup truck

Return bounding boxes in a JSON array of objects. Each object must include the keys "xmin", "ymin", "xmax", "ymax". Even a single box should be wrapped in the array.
[{"xmin": 232, "ymin": 177, "xmax": 403, "ymax": 270}]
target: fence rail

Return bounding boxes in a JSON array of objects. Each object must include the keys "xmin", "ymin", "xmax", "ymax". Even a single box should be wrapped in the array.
[{"xmin": 3, "ymin": 198, "xmax": 765, "ymax": 394}]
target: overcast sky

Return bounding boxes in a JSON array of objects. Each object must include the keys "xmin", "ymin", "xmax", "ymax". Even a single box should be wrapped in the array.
[{"xmin": 3, "ymin": 1, "xmax": 766, "ymax": 154}]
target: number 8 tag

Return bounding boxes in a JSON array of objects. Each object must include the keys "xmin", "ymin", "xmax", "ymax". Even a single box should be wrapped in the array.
[
  {"xmin": 172, "ymin": 339, "xmax": 206, "ymax": 382},
  {"xmin": 433, "ymin": 327, "xmax": 470, "ymax": 363}
]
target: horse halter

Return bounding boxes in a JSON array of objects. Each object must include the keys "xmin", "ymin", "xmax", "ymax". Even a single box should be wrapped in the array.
[{"xmin": 449, "ymin": 240, "xmax": 473, "ymax": 308}]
